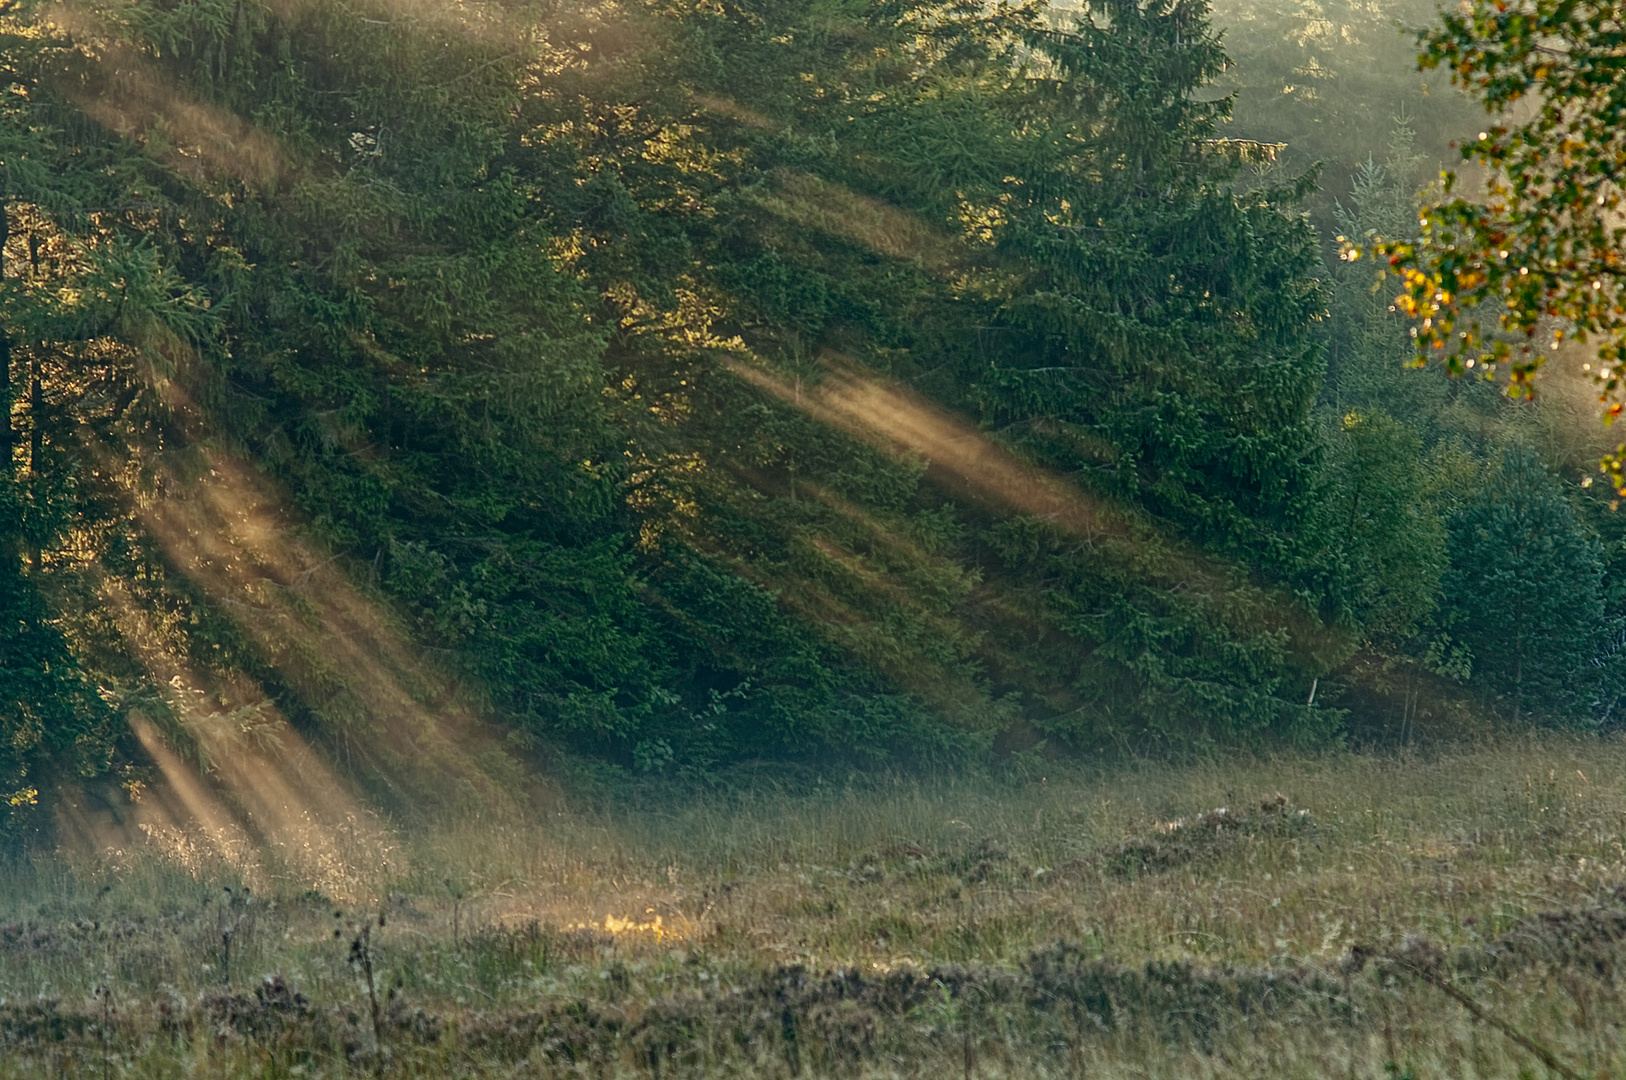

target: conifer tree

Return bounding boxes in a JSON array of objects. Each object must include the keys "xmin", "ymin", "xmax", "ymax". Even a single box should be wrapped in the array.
[
  {"xmin": 0, "ymin": 0, "xmax": 1492, "ymax": 789},
  {"xmin": 1442, "ymin": 447, "xmax": 1604, "ymax": 723},
  {"xmin": 0, "ymin": 8, "xmax": 153, "ymax": 833}
]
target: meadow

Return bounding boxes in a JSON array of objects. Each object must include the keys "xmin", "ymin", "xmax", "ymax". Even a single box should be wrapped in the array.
[{"xmin": 5, "ymin": 733, "xmax": 1626, "ymax": 1078}]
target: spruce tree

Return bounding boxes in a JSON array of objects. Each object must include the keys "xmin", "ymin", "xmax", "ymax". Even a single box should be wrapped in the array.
[
  {"xmin": 1442, "ymin": 447, "xmax": 1605, "ymax": 723},
  {"xmin": 0, "ymin": 0, "xmax": 1434, "ymax": 785}
]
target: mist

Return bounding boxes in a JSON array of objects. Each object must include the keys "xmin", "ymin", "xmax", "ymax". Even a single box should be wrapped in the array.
[{"xmin": 2, "ymin": 0, "xmax": 1624, "ymax": 1074}]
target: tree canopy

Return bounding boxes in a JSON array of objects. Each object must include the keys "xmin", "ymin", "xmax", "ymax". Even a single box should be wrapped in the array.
[{"xmin": 3, "ymin": 0, "xmax": 1623, "ymax": 839}]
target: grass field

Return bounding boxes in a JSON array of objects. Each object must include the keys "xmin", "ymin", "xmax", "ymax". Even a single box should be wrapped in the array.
[{"xmin": 5, "ymin": 733, "xmax": 1626, "ymax": 1077}]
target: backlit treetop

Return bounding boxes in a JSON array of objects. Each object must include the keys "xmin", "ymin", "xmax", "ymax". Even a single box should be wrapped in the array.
[{"xmin": 1370, "ymin": 0, "xmax": 1626, "ymax": 488}]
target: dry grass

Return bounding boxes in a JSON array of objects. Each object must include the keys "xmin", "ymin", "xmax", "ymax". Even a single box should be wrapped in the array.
[{"xmin": 5, "ymin": 733, "xmax": 1626, "ymax": 1076}]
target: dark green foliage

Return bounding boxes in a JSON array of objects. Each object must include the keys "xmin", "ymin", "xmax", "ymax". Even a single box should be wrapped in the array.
[
  {"xmin": 0, "ymin": 10, "xmax": 208, "ymax": 832},
  {"xmin": 1319, "ymin": 411, "xmax": 1444, "ymax": 647},
  {"xmin": 0, "ymin": 0, "xmax": 1351, "ymax": 785},
  {"xmin": 1308, "ymin": 132, "xmax": 1625, "ymax": 736},
  {"xmin": 11, "ymin": 0, "xmax": 1612, "ymax": 804},
  {"xmin": 956, "ymin": 4, "xmax": 1331, "ymax": 565},
  {"xmin": 0, "ymin": 490, "xmax": 116, "ymax": 833},
  {"xmin": 1441, "ymin": 448, "xmax": 1605, "ymax": 724},
  {"xmin": 911, "ymin": 1, "xmax": 1341, "ymax": 748}
]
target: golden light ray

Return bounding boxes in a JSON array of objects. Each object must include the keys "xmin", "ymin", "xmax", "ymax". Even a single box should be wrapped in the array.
[
  {"xmin": 130, "ymin": 445, "xmax": 550, "ymax": 823},
  {"xmin": 753, "ymin": 170, "xmax": 969, "ymax": 273},
  {"xmin": 649, "ymin": 498, "xmax": 989, "ymax": 719},
  {"xmin": 39, "ymin": 0, "xmax": 566, "ymax": 826},
  {"xmin": 745, "ymin": 477, "xmax": 1002, "ymax": 699},
  {"xmin": 58, "ymin": 355, "xmax": 551, "ymax": 896},
  {"xmin": 46, "ymin": 0, "xmax": 536, "ymax": 190},
  {"xmin": 690, "ymin": 93, "xmax": 773, "ymax": 129},
  {"xmin": 723, "ymin": 465, "xmax": 964, "ymax": 572},
  {"xmin": 726, "ymin": 354, "xmax": 1347, "ymax": 678},
  {"xmin": 93, "ymin": 576, "xmax": 394, "ymax": 900},
  {"xmin": 260, "ymin": 0, "xmax": 529, "ymax": 47},
  {"xmin": 46, "ymin": 4, "xmax": 288, "ymax": 188},
  {"xmin": 34, "ymin": 0, "xmax": 592, "ymax": 830},
  {"xmin": 725, "ymin": 356, "xmax": 1121, "ymax": 543},
  {"xmin": 124, "ymin": 711, "xmax": 262, "ymax": 882},
  {"xmin": 715, "ymin": 463, "xmax": 1134, "ymax": 719}
]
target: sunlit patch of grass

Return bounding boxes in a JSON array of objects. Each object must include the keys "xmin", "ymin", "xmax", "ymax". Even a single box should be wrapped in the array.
[
  {"xmin": 6, "ymin": 732, "xmax": 1626, "ymax": 1075},
  {"xmin": 567, "ymin": 913, "xmax": 683, "ymax": 943}
]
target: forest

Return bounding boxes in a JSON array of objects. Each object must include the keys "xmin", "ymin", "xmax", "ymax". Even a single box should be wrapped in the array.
[
  {"xmin": 1, "ymin": 0, "xmax": 1620, "ymax": 822},
  {"xmin": 6, "ymin": 0, "xmax": 1626, "ymax": 1074}
]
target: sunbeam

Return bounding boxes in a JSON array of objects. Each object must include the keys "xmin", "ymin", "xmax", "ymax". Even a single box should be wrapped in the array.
[
  {"xmin": 46, "ymin": 349, "xmax": 561, "ymax": 898},
  {"xmin": 90, "ymin": 574, "xmax": 396, "ymax": 900},
  {"xmin": 46, "ymin": 4, "xmax": 288, "ymax": 188},
  {"xmin": 755, "ymin": 171, "xmax": 970, "ymax": 274},
  {"xmin": 724, "ymin": 355, "xmax": 1120, "ymax": 543},
  {"xmin": 723, "ymin": 353, "xmax": 1345, "ymax": 679},
  {"xmin": 127, "ymin": 443, "xmax": 554, "ymax": 820}
]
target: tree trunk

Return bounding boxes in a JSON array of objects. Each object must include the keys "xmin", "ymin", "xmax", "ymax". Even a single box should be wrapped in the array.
[
  {"xmin": 0, "ymin": 316, "xmax": 9, "ymax": 476},
  {"xmin": 28, "ymin": 357, "xmax": 40, "ymax": 475},
  {"xmin": 0, "ymin": 201, "xmax": 10, "ymax": 476},
  {"xmin": 25, "ymin": 356, "xmax": 39, "ymax": 568},
  {"xmin": 0, "ymin": 200, "xmax": 15, "ymax": 574}
]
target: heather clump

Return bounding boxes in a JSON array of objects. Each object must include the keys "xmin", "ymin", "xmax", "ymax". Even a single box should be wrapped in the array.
[{"xmin": 1089, "ymin": 793, "xmax": 1317, "ymax": 879}]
